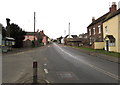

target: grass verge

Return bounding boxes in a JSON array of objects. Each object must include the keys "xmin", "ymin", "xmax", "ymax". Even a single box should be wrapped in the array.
[{"xmin": 72, "ymin": 46, "xmax": 120, "ymax": 58}]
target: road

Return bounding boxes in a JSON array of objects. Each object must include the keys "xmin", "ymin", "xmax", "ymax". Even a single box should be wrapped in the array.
[{"xmin": 2, "ymin": 43, "xmax": 119, "ymax": 83}]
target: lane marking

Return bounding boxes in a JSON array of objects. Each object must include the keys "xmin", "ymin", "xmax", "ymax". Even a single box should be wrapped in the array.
[
  {"xmin": 44, "ymin": 79, "xmax": 50, "ymax": 83},
  {"xmin": 54, "ymin": 43, "xmax": 120, "ymax": 80},
  {"xmin": 44, "ymin": 69, "xmax": 48, "ymax": 74}
]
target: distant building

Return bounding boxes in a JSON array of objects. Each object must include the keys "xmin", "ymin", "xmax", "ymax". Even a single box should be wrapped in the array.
[
  {"xmin": 64, "ymin": 35, "xmax": 83, "ymax": 46},
  {"xmin": 23, "ymin": 32, "xmax": 38, "ymax": 41},
  {"xmin": 23, "ymin": 30, "xmax": 49, "ymax": 47},
  {"xmin": 79, "ymin": 33, "xmax": 89, "ymax": 46}
]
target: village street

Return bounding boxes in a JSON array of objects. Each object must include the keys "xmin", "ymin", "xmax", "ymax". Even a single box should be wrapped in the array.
[{"xmin": 2, "ymin": 43, "xmax": 119, "ymax": 84}]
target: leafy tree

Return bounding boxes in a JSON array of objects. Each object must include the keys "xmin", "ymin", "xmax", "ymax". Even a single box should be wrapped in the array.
[
  {"xmin": 2, "ymin": 26, "xmax": 6, "ymax": 38},
  {"xmin": 9, "ymin": 23, "xmax": 26, "ymax": 48}
]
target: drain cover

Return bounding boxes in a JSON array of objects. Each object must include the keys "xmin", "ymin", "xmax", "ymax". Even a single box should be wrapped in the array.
[{"xmin": 56, "ymin": 72, "xmax": 79, "ymax": 80}]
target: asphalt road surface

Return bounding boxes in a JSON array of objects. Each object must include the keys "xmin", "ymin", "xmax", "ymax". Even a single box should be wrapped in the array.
[{"xmin": 2, "ymin": 43, "xmax": 119, "ymax": 83}]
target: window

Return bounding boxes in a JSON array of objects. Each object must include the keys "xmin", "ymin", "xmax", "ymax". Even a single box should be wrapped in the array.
[
  {"xmin": 93, "ymin": 28, "xmax": 95, "ymax": 35},
  {"xmin": 105, "ymin": 26, "xmax": 108, "ymax": 34},
  {"xmin": 90, "ymin": 37, "xmax": 92, "ymax": 45},
  {"xmin": 109, "ymin": 40, "xmax": 115, "ymax": 46},
  {"xmin": 89, "ymin": 29, "xmax": 91, "ymax": 36},
  {"xmin": 98, "ymin": 25, "xmax": 101, "ymax": 34}
]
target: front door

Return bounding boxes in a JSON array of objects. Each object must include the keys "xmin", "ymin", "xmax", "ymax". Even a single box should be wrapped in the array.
[{"xmin": 106, "ymin": 40, "xmax": 109, "ymax": 51}]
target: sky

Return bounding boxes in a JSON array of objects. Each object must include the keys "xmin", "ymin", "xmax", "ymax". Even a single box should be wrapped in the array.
[{"xmin": 0, "ymin": 0, "xmax": 120, "ymax": 39}]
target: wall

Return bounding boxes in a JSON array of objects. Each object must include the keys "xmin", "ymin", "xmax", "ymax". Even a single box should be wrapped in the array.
[
  {"xmin": 118, "ymin": 14, "xmax": 120, "ymax": 53},
  {"xmin": 103, "ymin": 15, "xmax": 119, "ymax": 53},
  {"xmin": 94, "ymin": 42, "xmax": 104, "ymax": 49},
  {"xmin": 0, "ymin": 24, "xmax": 2, "ymax": 46}
]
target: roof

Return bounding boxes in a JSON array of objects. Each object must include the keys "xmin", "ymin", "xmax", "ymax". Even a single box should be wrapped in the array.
[
  {"xmin": 105, "ymin": 35, "xmax": 115, "ymax": 41},
  {"xmin": 65, "ymin": 35, "xmax": 69, "ymax": 38},
  {"xmin": 87, "ymin": 12, "xmax": 109, "ymax": 28},
  {"xmin": 71, "ymin": 35, "xmax": 78, "ymax": 38},
  {"xmin": 103, "ymin": 8, "xmax": 120, "ymax": 22},
  {"xmin": 26, "ymin": 32, "xmax": 37, "ymax": 35},
  {"xmin": 5, "ymin": 37, "xmax": 15, "ymax": 40}
]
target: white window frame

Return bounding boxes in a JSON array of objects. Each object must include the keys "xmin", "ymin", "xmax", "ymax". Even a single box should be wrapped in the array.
[
  {"xmin": 109, "ymin": 40, "xmax": 115, "ymax": 46},
  {"xmin": 89, "ymin": 29, "xmax": 91, "ymax": 36},
  {"xmin": 98, "ymin": 25, "xmax": 101, "ymax": 34},
  {"xmin": 93, "ymin": 28, "xmax": 95, "ymax": 35}
]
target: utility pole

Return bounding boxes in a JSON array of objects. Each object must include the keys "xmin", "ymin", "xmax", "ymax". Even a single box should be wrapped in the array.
[
  {"xmin": 34, "ymin": 12, "xmax": 36, "ymax": 47},
  {"xmin": 68, "ymin": 22, "xmax": 70, "ymax": 38}
]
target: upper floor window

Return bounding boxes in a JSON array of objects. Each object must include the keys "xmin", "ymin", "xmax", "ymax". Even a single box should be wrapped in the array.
[
  {"xmin": 105, "ymin": 26, "xmax": 108, "ymax": 34},
  {"xmin": 98, "ymin": 25, "xmax": 101, "ymax": 34},
  {"xmin": 93, "ymin": 28, "xmax": 95, "ymax": 35},
  {"xmin": 89, "ymin": 29, "xmax": 91, "ymax": 36}
]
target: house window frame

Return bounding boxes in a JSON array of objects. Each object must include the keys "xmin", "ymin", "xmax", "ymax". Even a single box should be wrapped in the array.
[
  {"xmin": 109, "ymin": 40, "xmax": 115, "ymax": 46},
  {"xmin": 89, "ymin": 37, "xmax": 92, "ymax": 45},
  {"xmin": 98, "ymin": 25, "xmax": 101, "ymax": 34},
  {"xmin": 93, "ymin": 27, "xmax": 95, "ymax": 35},
  {"xmin": 89, "ymin": 29, "xmax": 91, "ymax": 36}
]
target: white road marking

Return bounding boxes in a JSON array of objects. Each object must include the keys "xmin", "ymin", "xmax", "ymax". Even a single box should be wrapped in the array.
[
  {"xmin": 54, "ymin": 43, "xmax": 120, "ymax": 80},
  {"xmin": 44, "ymin": 79, "xmax": 50, "ymax": 83},
  {"xmin": 44, "ymin": 63, "xmax": 47, "ymax": 66},
  {"xmin": 44, "ymin": 69, "xmax": 48, "ymax": 74}
]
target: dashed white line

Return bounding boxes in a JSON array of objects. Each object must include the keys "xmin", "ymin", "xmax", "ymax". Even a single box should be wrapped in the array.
[{"xmin": 44, "ymin": 69, "xmax": 48, "ymax": 74}]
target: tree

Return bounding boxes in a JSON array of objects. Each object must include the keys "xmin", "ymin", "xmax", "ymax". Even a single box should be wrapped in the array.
[
  {"xmin": 2, "ymin": 26, "xmax": 6, "ymax": 38},
  {"xmin": 9, "ymin": 23, "xmax": 26, "ymax": 48}
]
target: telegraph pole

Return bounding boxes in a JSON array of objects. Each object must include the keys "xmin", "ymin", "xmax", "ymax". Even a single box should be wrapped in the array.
[
  {"xmin": 34, "ymin": 12, "xmax": 36, "ymax": 47},
  {"xmin": 34, "ymin": 12, "xmax": 36, "ymax": 40}
]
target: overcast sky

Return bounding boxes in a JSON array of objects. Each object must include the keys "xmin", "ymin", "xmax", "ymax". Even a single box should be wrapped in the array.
[{"xmin": 0, "ymin": 0, "xmax": 120, "ymax": 39}]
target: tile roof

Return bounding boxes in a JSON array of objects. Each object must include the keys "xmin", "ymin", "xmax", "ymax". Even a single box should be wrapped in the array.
[
  {"xmin": 103, "ymin": 8, "xmax": 120, "ymax": 22},
  {"xmin": 26, "ymin": 32, "xmax": 37, "ymax": 35},
  {"xmin": 87, "ymin": 12, "xmax": 109, "ymax": 28}
]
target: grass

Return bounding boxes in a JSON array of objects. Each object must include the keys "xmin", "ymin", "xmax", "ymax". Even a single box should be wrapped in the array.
[{"xmin": 72, "ymin": 46, "xmax": 120, "ymax": 58}]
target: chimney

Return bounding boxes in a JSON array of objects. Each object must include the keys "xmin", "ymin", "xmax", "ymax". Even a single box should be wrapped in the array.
[
  {"xmin": 92, "ymin": 17, "xmax": 95, "ymax": 22},
  {"xmin": 109, "ymin": 2, "xmax": 117, "ymax": 13},
  {"xmin": 6, "ymin": 18, "xmax": 10, "ymax": 26}
]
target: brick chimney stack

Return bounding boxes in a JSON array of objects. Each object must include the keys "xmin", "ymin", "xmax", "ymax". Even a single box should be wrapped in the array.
[
  {"xmin": 109, "ymin": 2, "xmax": 117, "ymax": 13},
  {"xmin": 92, "ymin": 17, "xmax": 95, "ymax": 22}
]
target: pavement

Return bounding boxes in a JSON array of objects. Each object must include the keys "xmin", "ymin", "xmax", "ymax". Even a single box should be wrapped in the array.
[{"xmin": 2, "ymin": 43, "xmax": 120, "ymax": 84}]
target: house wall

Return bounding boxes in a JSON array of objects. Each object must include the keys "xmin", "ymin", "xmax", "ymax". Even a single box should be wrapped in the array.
[
  {"xmin": 94, "ymin": 42, "xmax": 104, "ymax": 49},
  {"xmin": 118, "ymin": 14, "xmax": 120, "ymax": 52},
  {"xmin": 87, "ymin": 22, "xmax": 103, "ymax": 47},
  {"xmin": 24, "ymin": 35, "xmax": 37, "ymax": 41},
  {"xmin": 103, "ymin": 15, "xmax": 119, "ymax": 53},
  {"xmin": 0, "ymin": 24, "xmax": 2, "ymax": 46}
]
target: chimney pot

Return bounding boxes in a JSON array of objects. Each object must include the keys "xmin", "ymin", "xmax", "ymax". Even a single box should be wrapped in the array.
[
  {"xmin": 92, "ymin": 17, "xmax": 95, "ymax": 22},
  {"xmin": 109, "ymin": 2, "xmax": 117, "ymax": 13}
]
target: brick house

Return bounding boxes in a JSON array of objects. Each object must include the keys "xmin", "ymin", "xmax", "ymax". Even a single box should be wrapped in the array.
[
  {"xmin": 87, "ymin": 2, "xmax": 117, "ymax": 49},
  {"xmin": 23, "ymin": 30, "xmax": 49, "ymax": 47}
]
